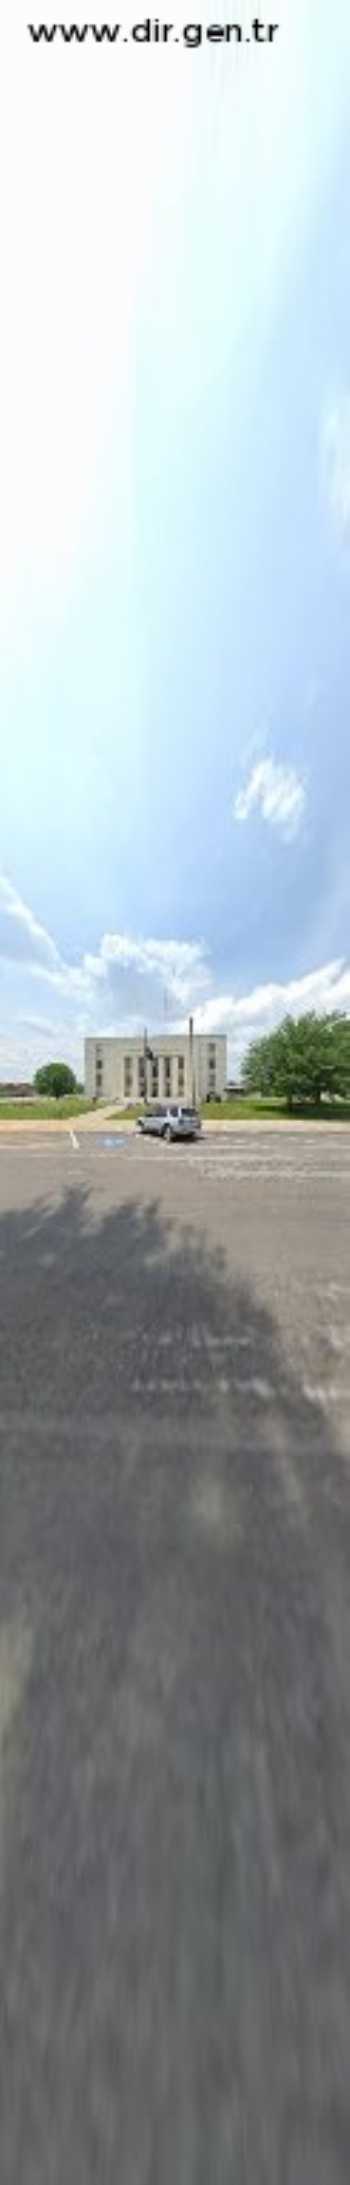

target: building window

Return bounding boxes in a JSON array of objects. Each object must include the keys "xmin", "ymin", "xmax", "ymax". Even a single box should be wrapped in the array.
[
  {"xmin": 208, "ymin": 1040, "xmax": 216, "ymax": 1095},
  {"xmin": 138, "ymin": 1056, "xmax": 145, "ymax": 1096},
  {"xmin": 178, "ymin": 1056, "xmax": 185, "ymax": 1096},
  {"xmin": 151, "ymin": 1059, "xmax": 159, "ymax": 1097},
  {"xmin": 124, "ymin": 1057, "xmax": 133, "ymax": 1098},
  {"xmin": 164, "ymin": 1056, "xmax": 172, "ymax": 1098},
  {"xmin": 95, "ymin": 1051, "xmax": 103, "ymax": 1094}
]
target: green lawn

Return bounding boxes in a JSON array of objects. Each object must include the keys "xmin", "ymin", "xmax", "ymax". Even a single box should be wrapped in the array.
[
  {"xmin": 200, "ymin": 1098, "xmax": 350, "ymax": 1121},
  {"xmin": 109, "ymin": 1107, "xmax": 142, "ymax": 1123},
  {"xmin": 0, "ymin": 1097, "xmax": 94, "ymax": 1121},
  {"xmin": 110, "ymin": 1097, "xmax": 350, "ymax": 1125}
]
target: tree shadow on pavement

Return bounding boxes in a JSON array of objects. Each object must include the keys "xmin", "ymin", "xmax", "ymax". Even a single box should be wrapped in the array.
[{"xmin": 1, "ymin": 1184, "xmax": 350, "ymax": 2185}]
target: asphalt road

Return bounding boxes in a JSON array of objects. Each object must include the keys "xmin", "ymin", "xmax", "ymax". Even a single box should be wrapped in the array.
[{"xmin": 1, "ymin": 1127, "xmax": 350, "ymax": 2184}]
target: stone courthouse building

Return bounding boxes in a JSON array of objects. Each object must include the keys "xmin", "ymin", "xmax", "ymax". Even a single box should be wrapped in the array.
[{"xmin": 85, "ymin": 1030, "xmax": 227, "ymax": 1106}]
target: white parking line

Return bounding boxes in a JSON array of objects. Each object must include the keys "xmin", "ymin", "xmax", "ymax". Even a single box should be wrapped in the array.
[
  {"xmin": 0, "ymin": 1145, "xmax": 66, "ymax": 1155},
  {"xmin": 0, "ymin": 1143, "xmax": 71, "ymax": 1155},
  {"xmin": 69, "ymin": 1130, "xmax": 79, "ymax": 1151}
]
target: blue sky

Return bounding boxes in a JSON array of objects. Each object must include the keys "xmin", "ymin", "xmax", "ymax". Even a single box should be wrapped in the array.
[{"xmin": 1, "ymin": 0, "xmax": 350, "ymax": 1077}]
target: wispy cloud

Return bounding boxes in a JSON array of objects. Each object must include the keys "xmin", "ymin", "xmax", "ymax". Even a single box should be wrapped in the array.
[
  {"xmin": 192, "ymin": 959, "xmax": 350, "ymax": 1071},
  {"xmin": 0, "ymin": 875, "xmax": 60, "ymax": 969},
  {"xmin": 83, "ymin": 933, "xmax": 210, "ymax": 1007},
  {"xmin": 2, "ymin": 873, "xmax": 350, "ymax": 1084},
  {"xmin": 323, "ymin": 394, "xmax": 350, "ymax": 543},
  {"xmin": 0, "ymin": 873, "xmax": 209, "ymax": 1017},
  {"xmin": 233, "ymin": 757, "xmax": 306, "ymax": 840}
]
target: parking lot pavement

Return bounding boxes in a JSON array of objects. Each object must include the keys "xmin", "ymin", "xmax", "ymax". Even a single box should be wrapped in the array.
[
  {"xmin": 1, "ymin": 1129, "xmax": 350, "ymax": 2182},
  {"xmin": 2, "ymin": 1121, "xmax": 350, "ymax": 1177},
  {"xmin": 127, "ymin": 1125, "xmax": 350, "ymax": 1180},
  {"xmin": 2, "ymin": 1125, "xmax": 349, "ymax": 1425}
]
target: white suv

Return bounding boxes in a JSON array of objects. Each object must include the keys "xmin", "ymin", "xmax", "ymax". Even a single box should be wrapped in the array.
[{"xmin": 137, "ymin": 1103, "xmax": 201, "ymax": 1143}]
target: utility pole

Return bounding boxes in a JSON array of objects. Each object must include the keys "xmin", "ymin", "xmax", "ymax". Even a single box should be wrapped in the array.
[
  {"xmin": 143, "ymin": 1028, "xmax": 154, "ymax": 1109},
  {"xmin": 189, "ymin": 1014, "xmax": 195, "ymax": 1106}
]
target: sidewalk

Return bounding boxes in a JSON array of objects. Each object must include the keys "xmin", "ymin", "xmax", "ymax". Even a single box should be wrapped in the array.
[{"xmin": 75, "ymin": 1106, "xmax": 136, "ymax": 1133}]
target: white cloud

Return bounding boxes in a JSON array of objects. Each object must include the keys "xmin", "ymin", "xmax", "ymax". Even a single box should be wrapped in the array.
[
  {"xmin": 91, "ymin": 933, "xmax": 210, "ymax": 1006},
  {"xmin": 0, "ymin": 875, "xmax": 60, "ymax": 969},
  {"xmin": 0, "ymin": 872, "xmax": 209, "ymax": 1009},
  {"xmin": 2, "ymin": 872, "xmax": 350, "ymax": 1084},
  {"xmin": 33, "ymin": 930, "xmax": 210, "ymax": 1012},
  {"xmin": 323, "ymin": 394, "xmax": 350, "ymax": 542},
  {"xmin": 192, "ymin": 959, "xmax": 350, "ymax": 1074},
  {"xmin": 234, "ymin": 757, "xmax": 306, "ymax": 839},
  {"xmin": 0, "ymin": 871, "xmax": 211, "ymax": 1073}
]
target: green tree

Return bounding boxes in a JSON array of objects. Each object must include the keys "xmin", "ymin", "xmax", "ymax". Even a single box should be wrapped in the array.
[
  {"xmin": 242, "ymin": 1011, "xmax": 350, "ymax": 1111},
  {"xmin": 34, "ymin": 1062, "xmax": 77, "ymax": 1100},
  {"xmin": 242, "ymin": 1030, "xmax": 278, "ymax": 1099}
]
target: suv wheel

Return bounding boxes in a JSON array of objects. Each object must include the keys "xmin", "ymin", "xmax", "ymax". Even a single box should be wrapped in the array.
[{"xmin": 164, "ymin": 1124, "xmax": 172, "ymax": 1143}]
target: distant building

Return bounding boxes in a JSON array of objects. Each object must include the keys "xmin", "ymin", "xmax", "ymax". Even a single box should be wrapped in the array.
[
  {"xmin": 225, "ymin": 1080, "xmax": 248, "ymax": 1099},
  {"xmin": 0, "ymin": 1081, "xmax": 33, "ymax": 1099},
  {"xmin": 85, "ymin": 1032, "xmax": 227, "ymax": 1106}
]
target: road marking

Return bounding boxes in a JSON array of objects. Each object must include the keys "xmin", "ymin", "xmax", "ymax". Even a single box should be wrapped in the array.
[
  {"xmin": 0, "ymin": 1618, "xmax": 33, "ymax": 1762},
  {"xmin": 22, "ymin": 1214, "xmax": 53, "ymax": 1240},
  {"xmin": 69, "ymin": 1129, "xmax": 79, "ymax": 1151},
  {"xmin": 93, "ymin": 1134, "xmax": 129, "ymax": 1150},
  {"xmin": 302, "ymin": 1381, "xmax": 350, "ymax": 1408},
  {"xmin": 0, "ymin": 1147, "xmax": 68, "ymax": 1157},
  {"xmin": 0, "ymin": 1136, "xmax": 72, "ymax": 1152},
  {"xmin": 0, "ymin": 1144, "xmax": 71, "ymax": 1162},
  {"xmin": 1, "ymin": 1381, "xmax": 350, "ymax": 1432}
]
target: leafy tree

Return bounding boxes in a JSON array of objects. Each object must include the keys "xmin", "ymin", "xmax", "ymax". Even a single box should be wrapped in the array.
[
  {"xmin": 34, "ymin": 1062, "xmax": 77, "ymax": 1100},
  {"xmin": 329, "ymin": 1014, "xmax": 350, "ymax": 1094},
  {"xmin": 242, "ymin": 1011, "xmax": 350, "ymax": 1111},
  {"xmin": 242, "ymin": 1031, "xmax": 278, "ymax": 1099}
]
